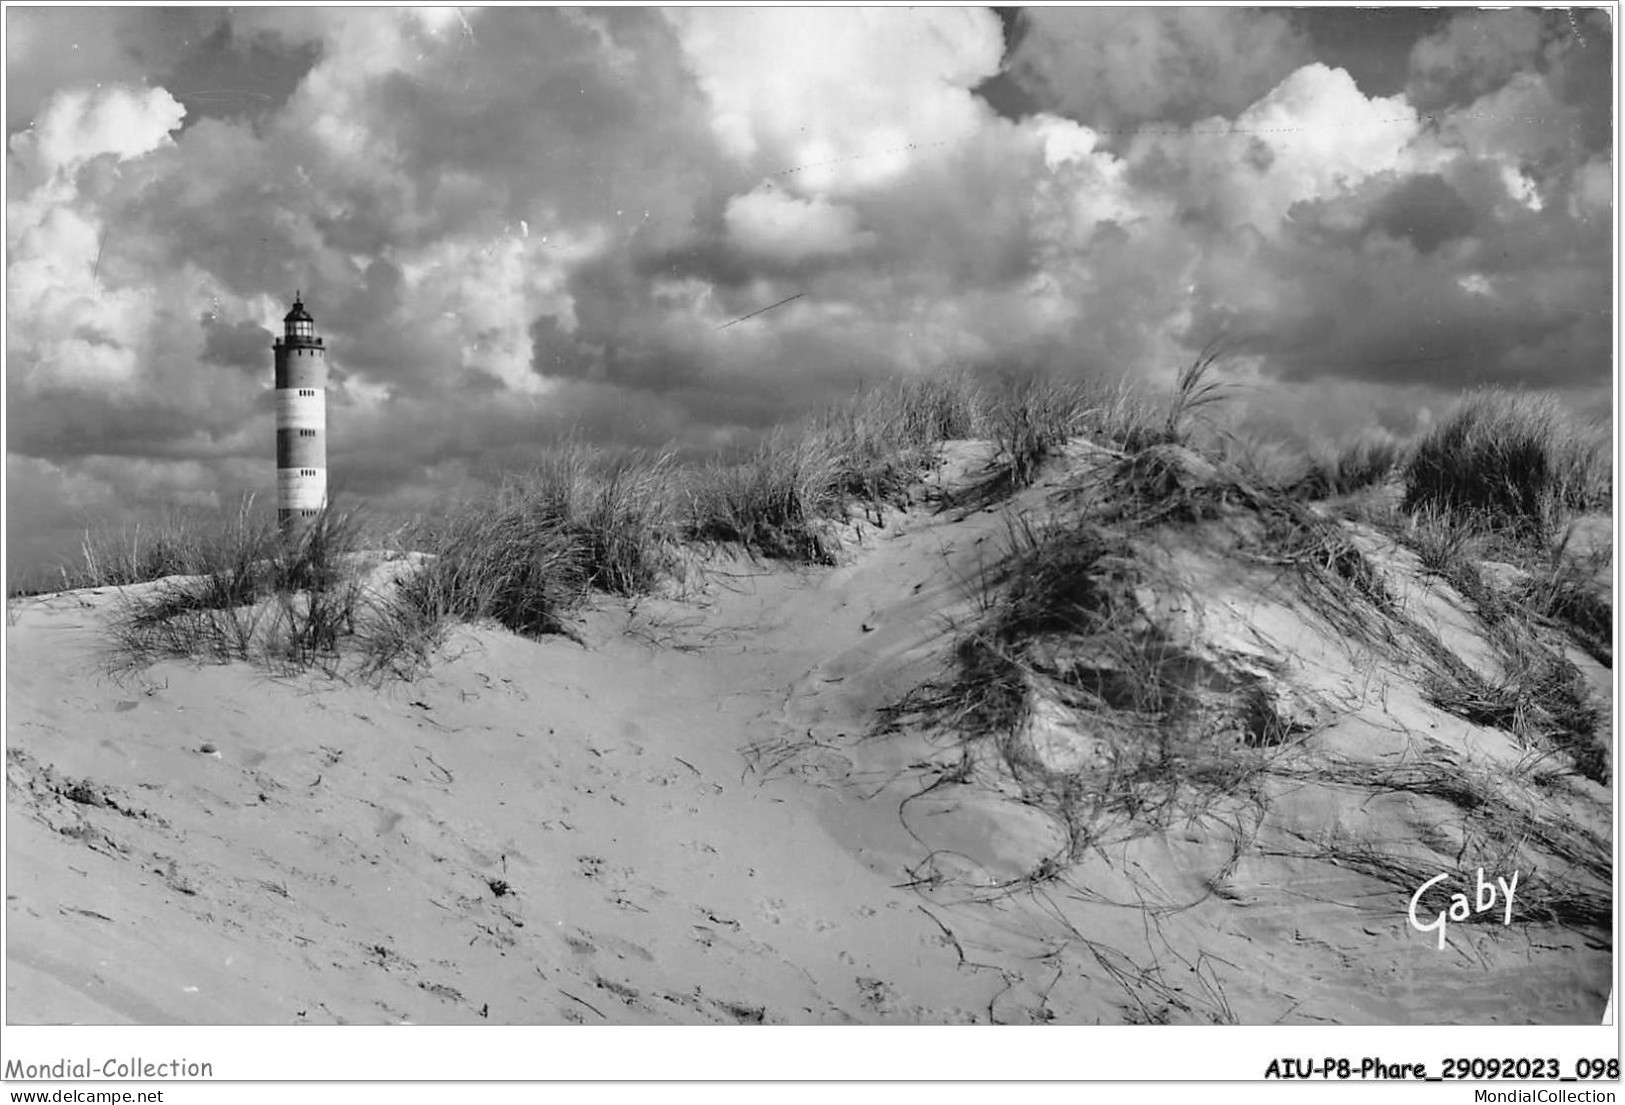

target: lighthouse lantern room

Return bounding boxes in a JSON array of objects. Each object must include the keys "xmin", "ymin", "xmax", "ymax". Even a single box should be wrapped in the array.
[{"xmin": 272, "ymin": 293, "xmax": 328, "ymax": 532}]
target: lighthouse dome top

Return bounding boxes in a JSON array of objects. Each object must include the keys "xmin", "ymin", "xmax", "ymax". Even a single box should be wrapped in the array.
[{"xmin": 281, "ymin": 293, "xmax": 318, "ymax": 343}]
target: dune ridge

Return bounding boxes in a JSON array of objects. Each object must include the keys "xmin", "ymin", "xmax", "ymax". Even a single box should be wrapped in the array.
[{"xmin": 6, "ymin": 426, "xmax": 1611, "ymax": 1025}]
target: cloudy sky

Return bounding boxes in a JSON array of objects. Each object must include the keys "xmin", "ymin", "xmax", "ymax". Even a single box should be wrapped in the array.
[{"xmin": 5, "ymin": 6, "xmax": 1613, "ymax": 584}]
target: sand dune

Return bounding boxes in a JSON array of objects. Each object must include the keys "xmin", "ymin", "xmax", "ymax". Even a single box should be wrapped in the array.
[{"xmin": 6, "ymin": 441, "xmax": 1611, "ymax": 1025}]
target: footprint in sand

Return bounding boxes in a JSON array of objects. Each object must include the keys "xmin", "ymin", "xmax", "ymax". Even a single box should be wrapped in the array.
[
  {"xmin": 709, "ymin": 996, "xmax": 768, "ymax": 1024},
  {"xmin": 418, "ymin": 980, "xmax": 464, "ymax": 1005},
  {"xmin": 593, "ymin": 975, "xmax": 641, "ymax": 1008},
  {"xmin": 755, "ymin": 896, "xmax": 839, "ymax": 934},
  {"xmin": 694, "ymin": 905, "xmax": 741, "ymax": 933},
  {"xmin": 856, "ymin": 976, "xmax": 899, "ymax": 1015}
]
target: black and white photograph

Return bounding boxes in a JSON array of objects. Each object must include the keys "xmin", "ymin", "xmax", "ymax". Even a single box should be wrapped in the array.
[{"xmin": 2, "ymin": 1, "xmax": 1617, "ymax": 1089}]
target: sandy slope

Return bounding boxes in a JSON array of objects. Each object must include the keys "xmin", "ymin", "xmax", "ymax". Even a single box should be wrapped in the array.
[{"xmin": 5, "ymin": 442, "xmax": 1612, "ymax": 1024}]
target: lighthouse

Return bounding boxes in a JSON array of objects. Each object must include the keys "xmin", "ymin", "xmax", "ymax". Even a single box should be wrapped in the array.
[{"xmin": 272, "ymin": 294, "xmax": 327, "ymax": 531}]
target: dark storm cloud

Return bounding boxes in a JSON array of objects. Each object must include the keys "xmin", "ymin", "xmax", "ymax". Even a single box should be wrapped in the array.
[
  {"xmin": 1544, "ymin": 10, "xmax": 1613, "ymax": 152},
  {"xmin": 200, "ymin": 315, "xmax": 274, "ymax": 373},
  {"xmin": 1409, "ymin": 8, "xmax": 1611, "ymax": 152},
  {"xmin": 1292, "ymin": 8, "xmax": 1451, "ymax": 97},
  {"xmin": 1363, "ymin": 173, "xmax": 1478, "ymax": 255},
  {"xmin": 528, "ymin": 316, "xmax": 588, "ymax": 383},
  {"xmin": 7, "ymin": 380, "xmax": 242, "ymax": 463},
  {"xmin": 159, "ymin": 15, "xmax": 320, "ymax": 130},
  {"xmin": 370, "ymin": 11, "xmax": 720, "ymax": 219},
  {"xmin": 1406, "ymin": 8, "xmax": 1547, "ymax": 111},
  {"xmin": 7, "ymin": 8, "xmax": 170, "ymax": 135},
  {"xmin": 6, "ymin": 7, "xmax": 315, "ymax": 138},
  {"xmin": 533, "ymin": 251, "xmax": 713, "ymax": 391},
  {"xmin": 1187, "ymin": 159, "xmax": 1609, "ymax": 391}
]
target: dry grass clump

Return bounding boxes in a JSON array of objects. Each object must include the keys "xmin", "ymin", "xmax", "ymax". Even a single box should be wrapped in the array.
[
  {"xmin": 1163, "ymin": 343, "xmax": 1235, "ymax": 445},
  {"xmin": 1068, "ymin": 378, "xmax": 1166, "ymax": 455},
  {"xmin": 1401, "ymin": 503, "xmax": 1479, "ymax": 575},
  {"xmin": 66, "ymin": 498, "xmax": 273, "ymax": 591},
  {"xmin": 970, "ymin": 346, "xmax": 1238, "ymax": 503},
  {"xmin": 943, "ymin": 515, "xmax": 1137, "ymax": 751},
  {"xmin": 1356, "ymin": 487, "xmax": 1610, "ymax": 781},
  {"xmin": 689, "ymin": 371, "xmax": 989, "ymax": 559},
  {"xmin": 1513, "ymin": 526, "xmax": 1612, "ymax": 667},
  {"xmin": 1105, "ymin": 444, "xmax": 1273, "ymax": 528},
  {"xmin": 971, "ymin": 350, "xmax": 1238, "ymax": 506},
  {"xmin": 1422, "ymin": 617, "xmax": 1607, "ymax": 784},
  {"xmin": 1393, "ymin": 507, "xmax": 1514, "ymax": 626},
  {"xmin": 1398, "ymin": 504, "xmax": 1611, "ymax": 667},
  {"xmin": 531, "ymin": 445, "xmax": 682, "ymax": 595},
  {"xmin": 1292, "ymin": 527, "xmax": 1398, "ymax": 623},
  {"xmin": 1089, "ymin": 429, "xmax": 1407, "ymax": 651},
  {"xmin": 943, "ymin": 373, "xmax": 1162, "ymax": 510},
  {"xmin": 685, "ymin": 429, "xmax": 842, "ymax": 565},
  {"xmin": 920, "ymin": 511, "xmax": 1293, "ymax": 867},
  {"xmin": 1213, "ymin": 422, "xmax": 1404, "ymax": 506},
  {"xmin": 269, "ymin": 514, "xmax": 369, "ymax": 668},
  {"xmin": 1403, "ymin": 388, "xmax": 1610, "ymax": 533},
  {"xmin": 121, "ymin": 506, "xmax": 279, "ymax": 623},
  {"xmin": 396, "ymin": 491, "xmax": 588, "ymax": 642},
  {"xmin": 820, "ymin": 372, "xmax": 985, "ymax": 504},
  {"xmin": 1356, "ymin": 486, "xmax": 1612, "ymax": 781},
  {"xmin": 1292, "ymin": 430, "xmax": 1408, "ymax": 500},
  {"xmin": 972, "ymin": 515, "xmax": 1143, "ymax": 658},
  {"xmin": 985, "ymin": 376, "xmax": 1095, "ymax": 491},
  {"xmin": 107, "ymin": 507, "xmax": 369, "ymax": 672},
  {"xmin": 394, "ymin": 445, "xmax": 680, "ymax": 641},
  {"xmin": 70, "ymin": 517, "xmax": 206, "ymax": 590},
  {"xmin": 1213, "ymin": 434, "xmax": 1306, "ymax": 494}
]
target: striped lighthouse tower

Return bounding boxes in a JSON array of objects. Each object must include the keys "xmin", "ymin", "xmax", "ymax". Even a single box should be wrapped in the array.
[{"xmin": 273, "ymin": 294, "xmax": 327, "ymax": 532}]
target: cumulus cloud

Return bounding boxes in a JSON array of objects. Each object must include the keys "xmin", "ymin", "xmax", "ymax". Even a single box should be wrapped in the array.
[
  {"xmin": 7, "ymin": 86, "xmax": 188, "ymax": 392},
  {"xmin": 10, "ymin": 84, "xmax": 186, "ymax": 178},
  {"xmin": 1438, "ymin": 70, "xmax": 1590, "ymax": 203},
  {"xmin": 1099, "ymin": 36, "xmax": 1607, "ymax": 394},
  {"xmin": 1006, "ymin": 8, "xmax": 1315, "ymax": 135},
  {"xmin": 1126, "ymin": 63, "xmax": 1424, "ymax": 236},
  {"xmin": 724, "ymin": 188, "xmax": 873, "ymax": 261},
  {"xmin": 1180, "ymin": 146, "xmax": 1608, "ymax": 391},
  {"xmin": 671, "ymin": 7, "xmax": 1002, "ymax": 193}
]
